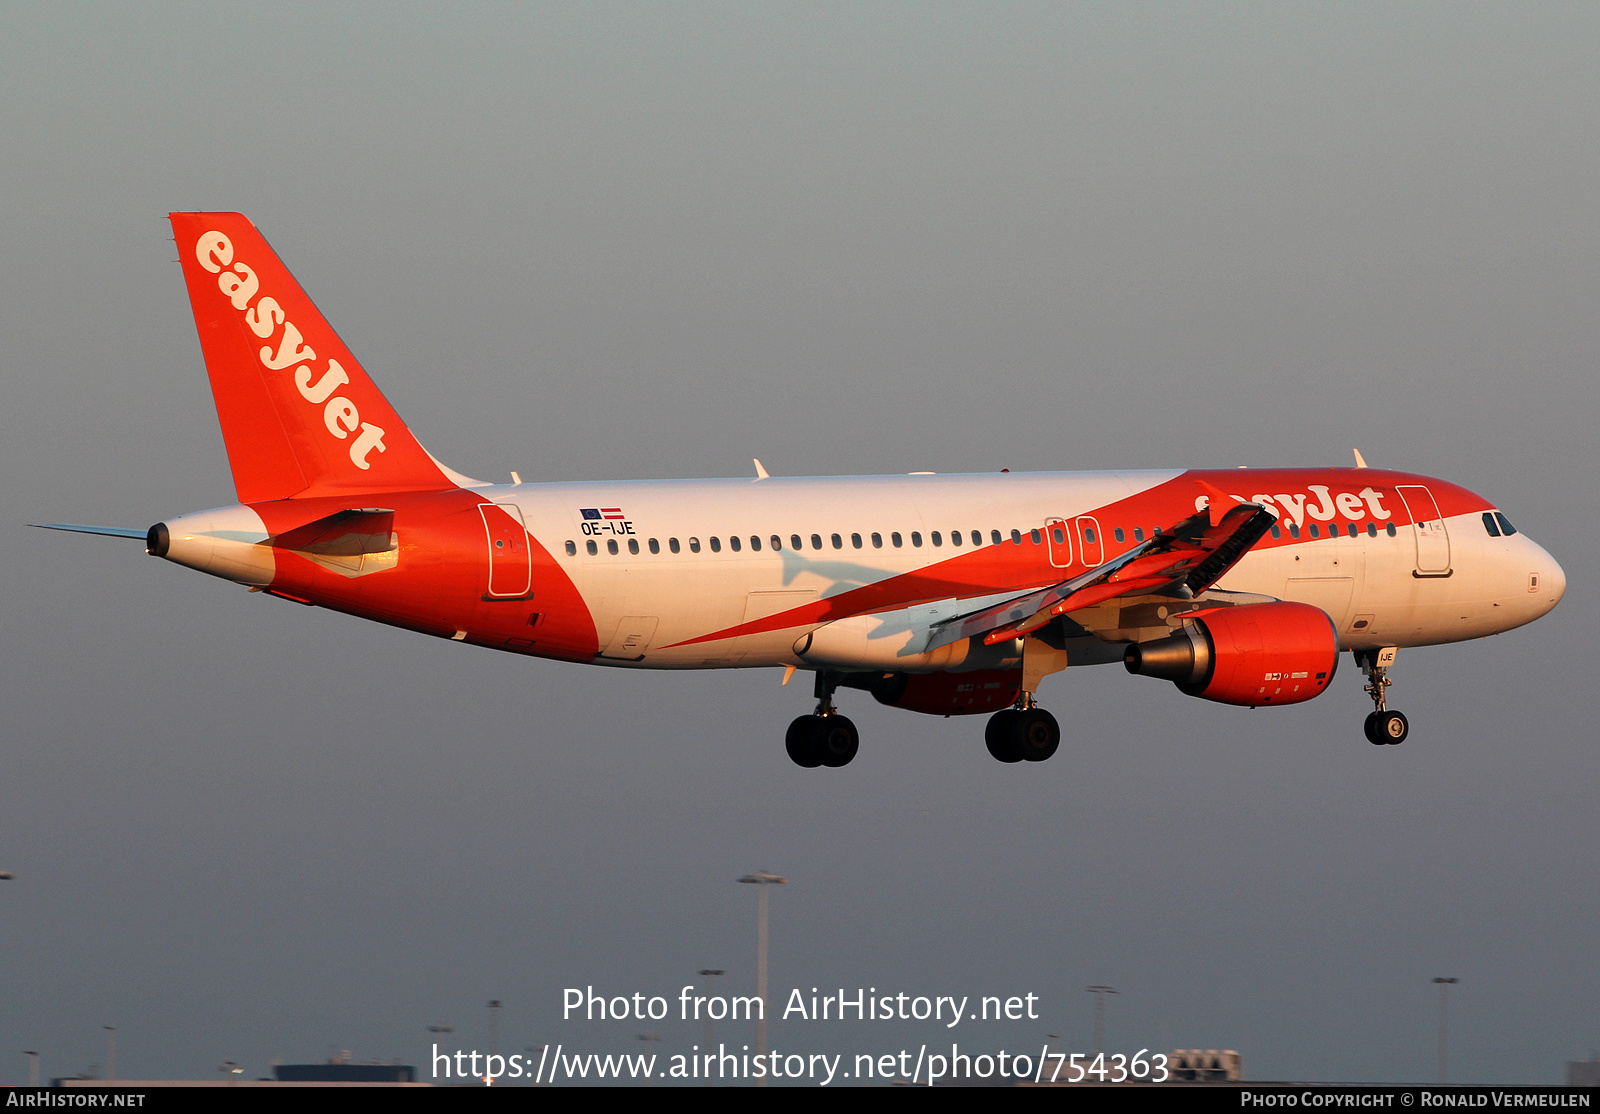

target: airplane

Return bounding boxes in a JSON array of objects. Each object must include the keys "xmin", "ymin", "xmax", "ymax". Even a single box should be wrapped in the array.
[{"xmin": 36, "ymin": 213, "xmax": 1567, "ymax": 767}]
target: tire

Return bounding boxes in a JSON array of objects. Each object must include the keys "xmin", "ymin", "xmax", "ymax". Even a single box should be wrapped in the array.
[
  {"xmin": 818, "ymin": 715, "xmax": 859, "ymax": 767},
  {"xmin": 785, "ymin": 716, "xmax": 823, "ymax": 768},
  {"xmin": 1364, "ymin": 711, "xmax": 1384, "ymax": 745},
  {"xmin": 1016, "ymin": 708, "xmax": 1061, "ymax": 762},
  {"xmin": 985, "ymin": 710, "xmax": 1023, "ymax": 763},
  {"xmin": 1377, "ymin": 710, "xmax": 1408, "ymax": 745}
]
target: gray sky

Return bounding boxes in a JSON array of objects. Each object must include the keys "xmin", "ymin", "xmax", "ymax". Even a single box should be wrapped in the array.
[{"xmin": 2, "ymin": 2, "xmax": 1595, "ymax": 1085}]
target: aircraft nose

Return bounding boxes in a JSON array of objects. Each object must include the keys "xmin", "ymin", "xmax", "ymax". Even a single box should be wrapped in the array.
[{"xmin": 1537, "ymin": 545, "xmax": 1566, "ymax": 612}]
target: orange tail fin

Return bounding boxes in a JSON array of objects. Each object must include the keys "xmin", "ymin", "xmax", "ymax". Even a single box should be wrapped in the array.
[{"xmin": 171, "ymin": 212, "xmax": 453, "ymax": 503}]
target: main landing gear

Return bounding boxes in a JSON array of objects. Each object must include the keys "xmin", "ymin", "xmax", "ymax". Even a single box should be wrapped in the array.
[
  {"xmin": 1356, "ymin": 648, "xmax": 1408, "ymax": 746},
  {"xmin": 984, "ymin": 694, "xmax": 1061, "ymax": 764},
  {"xmin": 785, "ymin": 671, "xmax": 860, "ymax": 768}
]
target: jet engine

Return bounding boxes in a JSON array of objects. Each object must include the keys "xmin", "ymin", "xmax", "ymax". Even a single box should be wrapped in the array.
[{"xmin": 1123, "ymin": 601, "xmax": 1339, "ymax": 707}]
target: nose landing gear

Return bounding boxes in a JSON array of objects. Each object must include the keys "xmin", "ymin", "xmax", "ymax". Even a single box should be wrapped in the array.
[{"xmin": 1356, "ymin": 648, "xmax": 1408, "ymax": 745}]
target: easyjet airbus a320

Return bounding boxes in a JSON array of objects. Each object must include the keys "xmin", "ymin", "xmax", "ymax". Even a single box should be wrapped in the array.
[{"xmin": 40, "ymin": 213, "xmax": 1566, "ymax": 766}]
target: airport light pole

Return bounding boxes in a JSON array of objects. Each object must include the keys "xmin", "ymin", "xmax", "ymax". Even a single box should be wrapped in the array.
[
  {"xmin": 1086, "ymin": 986, "xmax": 1118, "ymax": 1055},
  {"xmin": 23, "ymin": 1052, "xmax": 39, "ymax": 1087},
  {"xmin": 698, "ymin": 969, "xmax": 724, "ymax": 1087},
  {"xmin": 1433, "ymin": 978, "xmax": 1458, "ymax": 1084},
  {"xmin": 102, "ymin": 1027, "xmax": 117, "ymax": 1083},
  {"xmin": 636, "ymin": 1032, "xmax": 660, "ymax": 1087},
  {"xmin": 738, "ymin": 871, "xmax": 787, "ymax": 1084}
]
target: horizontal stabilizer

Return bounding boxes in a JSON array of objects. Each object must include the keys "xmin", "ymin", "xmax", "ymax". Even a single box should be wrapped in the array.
[
  {"xmin": 31, "ymin": 523, "xmax": 149, "ymax": 539},
  {"xmin": 265, "ymin": 508, "xmax": 396, "ymax": 554}
]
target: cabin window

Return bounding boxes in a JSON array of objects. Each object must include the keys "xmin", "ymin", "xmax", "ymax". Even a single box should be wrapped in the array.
[
  {"xmin": 811, "ymin": 534, "xmax": 822, "ymax": 550},
  {"xmin": 1030, "ymin": 529, "xmax": 1042, "ymax": 545},
  {"xmin": 911, "ymin": 532, "xmax": 923, "ymax": 547},
  {"xmin": 1289, "ymin": 524, "xmax": 1301, "ymax": 539},
  {"xmin": 931, "ymin": 531, "xmax": 943, "ymax": 547},
  {"xmin": 1495, "ymin": 512, "xmax": 1517, "ymax": 536},
  {"xmin": 1270, "ymin": 526, "xmax": 1281, "ymax": 539},
  {"xmin": 831, "ymin": 533, "xmax": 843, "ymax": 549},
  {"xmin": 1309, "ymin": 525, "xmax": 1320, "ymax": 538},
  {"xmin": 950, "ymin": 530, "xmax": 962, "ymax": 547},
  {"xmin": 1367, "ymin": 523, "xmax": 1377, "ymax": 537},
  {"xmin": 586, "ymin": 540, "xmax": 597, "ymax": 556},
  {"xmin": 1385, "ymin": 523, "xmax": 1396, "ymax": 537},
  {"xmin": 670, "ymin": 538, "xmax": 681, "ymax": 554},
  {"xmin": 871, "ymin": 532, "xmax": 883, "ymax": 548},
  {"xmin": 851, "ymin": 533, "xmax": 863, "ymax": 549},
  {"xmin": 892, "ymin": 532, "xmax": 903, "ymax": 547},
  {"xmin": 1052, "ymin": 528, "xmax": 1066, "ymax": 544},
  {"xmin": 1011, "ymin": 529, "xmax": 1022, "ymax": 545},
  {"xmin": 749, "ymin": 536, "xmax": 761, "ymax": 551},
  {"xmin": 971, "ymin": 530, "xmax": 982, "ymax": 546},
  {"xmin": 1134, "ymin": 528, "xmax": 1145, "ymax": 542},
  {"xmin": 1114, "ymin": 527, "xmax": 1125, "ymax": 543},
  {"xmin": 771, "ymin": 535, "xmax": 782, "ymax": 551},
  {"xmin": 607, "ymin": 539, "xmax": 619, "ymax": 555},
  {"xmin": 730, "ymin": 536, "xmax": 742, "ymax": 552},
  {"xmin": 648, "ymin": 538, "xmax": 660, "ymax": 554},
  {"xmin": 992, "ymin": 530, "xmax": 1004, "ymax": 545},
  {"xmin": 628, "ymin": 538, "xmax": 639, "ymax": 554},
  {"xmin": 791, "ymin": 535, "xmax": 802, "ymax": 551},
  {"xmin": 709, "ymin": 537, "xmax": 721, "ymax": 552},
  {"xmin": 565, "ymin": 540, "xmax": 577, "ymax": 556}
]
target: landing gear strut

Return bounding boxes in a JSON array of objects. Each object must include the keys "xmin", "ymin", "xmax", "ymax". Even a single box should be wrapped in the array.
[
  {"xmin": 1356, "ymin": 648, "xmax": 1408, "ymax": 746},
  {"xmin": 984, "ymin": 693, "xmax": 1060, "ymax": 764},
  {"xmin": 785, "ymin": 670, "xmax": 859, "ymax": 768}
]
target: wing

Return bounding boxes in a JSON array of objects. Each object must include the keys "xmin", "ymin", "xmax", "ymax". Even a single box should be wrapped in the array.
[{"xmin": 927, "ymin": 488, "xmax": 1277, "ymax": 651}]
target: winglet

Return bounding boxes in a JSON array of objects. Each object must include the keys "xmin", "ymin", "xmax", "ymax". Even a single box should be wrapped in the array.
[
  {"xmin": 1195, "ymin": 479, "xmax": 1239, "ymax": 527},
  {"xmin": 753, "ymin": 459, "xmax": 770, "ymax": 480}
]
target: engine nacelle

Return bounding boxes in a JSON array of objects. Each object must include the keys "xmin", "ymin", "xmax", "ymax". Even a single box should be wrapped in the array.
[
  {"xmin": 840, "ymin": 669, "xmax": 1022, "ymax": 716},
  {"xmin": 1123, "ymin": 601, "xmax": 1339, "ymax": 707}
]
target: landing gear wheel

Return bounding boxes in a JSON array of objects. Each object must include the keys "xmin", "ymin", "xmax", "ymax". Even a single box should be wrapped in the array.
[
  {"xmin": 1016, "ymin": 708, "xmax": 1061, "ymax": 762},
  {"xmin": 817, "ymin": 715, "xmax": 859, "ymax": 767},
  {"xmin": 985, "ymin": 710, "xmax": 1023, "ymax": 763},
  {"xmin": 1356, "ymin": 649, "xmax": 1407, "ymax": 747},
  {"xmin": 1375, "ymin": 710, "xmax": 1408, "ymax": 745},
  {"xmin": 785, "ymin": 716, "xmax": 823, "ymax": 768}
]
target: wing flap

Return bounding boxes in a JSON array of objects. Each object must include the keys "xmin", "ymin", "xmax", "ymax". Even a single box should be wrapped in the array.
[{"xmin": 928, "ymin": 488, "xmax": 1278, "ymax": 649}]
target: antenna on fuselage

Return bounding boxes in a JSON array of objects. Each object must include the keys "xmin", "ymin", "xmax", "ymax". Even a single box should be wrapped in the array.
[
  {"xmin": 753, "ymin": 459, "xmax": 771, "ymax": 480},
  {"xmin": 1353, "ymin": 449, "xmax": 1369, "ymax": 469}
]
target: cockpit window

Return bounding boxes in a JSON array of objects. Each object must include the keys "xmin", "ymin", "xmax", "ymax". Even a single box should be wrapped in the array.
[
  {"xmin": 1482, "ymin": 512, "xmax": 1501, "ymax": 537},
  {"xmin": 1495, "ymin": 512, "xmax": 1517, "ymax": 536}
]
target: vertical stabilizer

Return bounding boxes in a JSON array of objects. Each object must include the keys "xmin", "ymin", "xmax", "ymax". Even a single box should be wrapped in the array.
[{"xmin": 170, "ymin": 212, "xmax": 453, "ymax": 503}]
